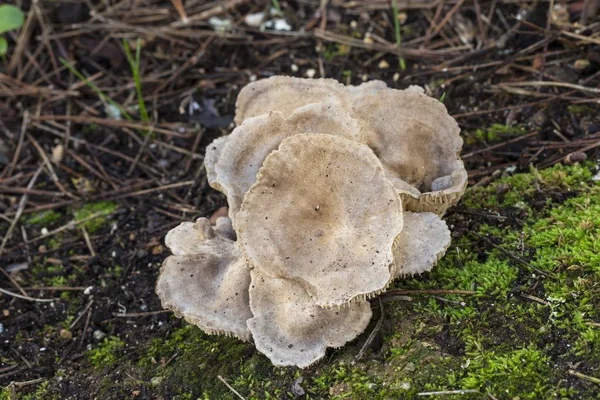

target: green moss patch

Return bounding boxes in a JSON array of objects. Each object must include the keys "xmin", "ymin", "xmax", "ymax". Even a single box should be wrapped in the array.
[
  {"xmin": 70, "ymin": 163, "xmax": 600, "ymax": 399},
  {"xmin": 73, "ymin": 201, "xmax": 118, "ymax": 233},
  {"xmin": 466, "ymin": 123, "xmax": 527, "ymax": 145},
  {"xmin": 88, "ymin": 336, "xmax": 126, "ymax": 368},
  {"xmin": 26, "ymin": 210, "xmax": 62, "ymax": 226}
]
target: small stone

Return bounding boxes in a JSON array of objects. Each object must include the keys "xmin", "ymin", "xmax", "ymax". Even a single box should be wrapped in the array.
[
  {"xmin": 2, "ymin": 310, "xmax": 9, "ymax": 317},
  {"xmin": 403, "ymin": 362, "xmax": 416, "ymax": 372},
  {"xmin": 397, "ymin": 12, "xmax": 408, "ymax": 24},
  {"xmin": 51, "ymin": 145, "xmax": 64, "ymax": 164},
  {"xmin": 350, "ymin": 20, "xmax": 358, "ymax": 29},
  {"xmin": 496, "ymin": 183, "xmax": 511, "ymax": 195},
  {"xmin": 151, "ymin": 376, "xmax": 163, "ymax": 386},
  {"xmin": 152, "ymin": 245, "xmax": 165, "ymax": 255},
  {"xmin": 393, "ymin": 72, "xmax": 400, "ymax": 82},
  {"xmin": 305, "ymin": 69, "xmax": 316, "ymax": 78},
  {"xmin": 564, "ymin": 151, "xmax": 587, "ymax": 165},
  {"xmin": 41, "ymin": 227, "xmax": 49, "ymax": 236},
  {"xmin": 136, "ymin": 249, "xmax": 148, "ymax": 259},
  {"xmin": 290, "ymin": 64, "xmax": 299, "ymax": 72},
  {"xmin": 59, "ymin": 329, "xmax": 72, "ymax": 340},
  {"xmin": 574, "ymin": 59, "xmax": 590, "ymax": 70},
  {"xmin": 290, "ymin": 377, "xmax": 305, "ymax": 396},
  {"xmin": 529, "ymin": 109, "xmax": 547, "ymax": 127},
  {"xmin": 83, "ymin": 286, "xmax": 94, "ymax": 295},
  {"xmin": 93, "ymin": 330, "xmax": 106, "ymax": 341},
  {"xmin": 244, "ymin": 12, "xmax": 265, "ymax": 27},
  {"xmin": 378, "ymin": 59, "xmax": 390, "ymax": 69},
  {"xmin": 363, "ymin": 33, "xmax": 373, "ymax": 44}
]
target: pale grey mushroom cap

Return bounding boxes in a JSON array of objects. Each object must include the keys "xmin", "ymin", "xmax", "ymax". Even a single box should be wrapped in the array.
[
  {"xmin": 397, "ymin": 162, "xmax": 468, "ymax": 215},
  {"xmin": 205, "ymin": 135, "xmax": 230, "ymax": 192},
  {"xmin": 215, "ymin": 103, "xmax": 363, "ymax": 226},
  {"xmin": 247, "ymin": 270, "xmax": 373, "ymax": 368},
  {"xmin": 157, "ymin": 218, "xmax": 252, "ymax": 340},
  {"xmin": 236, "ymin": 134, "xmax": 403, "ymax": 308},
  {"xmin": 353, "ymin": 89, "xmax": 466, "ymax": 216},
  {"xmin": 392, "ymin": 212, "xmax": 452, "ymax": 278},
  {"xmin": 346, "ymin": 80, "xmax": 387, "ymax": 105},
  {"xmin": 234, "ymin": 76, "xmax": 353, "ymax": 125}
]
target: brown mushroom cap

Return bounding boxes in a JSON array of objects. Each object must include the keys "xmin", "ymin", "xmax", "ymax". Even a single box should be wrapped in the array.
[
  {"xmin": 157, "ymin": 218, "xmax": 252, "ymax": 340},
  {"xmin": 205, "ymin": 135, "xmax": 230, "ymax": 192},
  {"xmin": 215, "ymin": 103, "xmax": 363, "ymax": 225},
  {"xmin": 353, "ymin": 89, "xmax": 466, "ymax": 215},
  {"xmin": 236, "ymin": 134, "xmax": 403, "ymax": 307},
  {"xmin": 248, "ymin": 270, "xmax": 372, "ymax": 368},
  {"xmin": 234, "ymin": 76, "xmax": 353, "ymax": 125},
  {"xmin": 392, "ymin": 211, "xmax": 451, "ymax": 278}
]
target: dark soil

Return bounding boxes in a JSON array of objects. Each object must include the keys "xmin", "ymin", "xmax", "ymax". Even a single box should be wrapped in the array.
[{"xmin": 1, "ymin": 0, "xmax": 600, "ymax": 399}]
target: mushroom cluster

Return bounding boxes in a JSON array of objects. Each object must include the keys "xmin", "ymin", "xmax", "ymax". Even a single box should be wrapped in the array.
[{"xmin": 156, "ymin": 76, "xmax": 467, "ymax": 368}]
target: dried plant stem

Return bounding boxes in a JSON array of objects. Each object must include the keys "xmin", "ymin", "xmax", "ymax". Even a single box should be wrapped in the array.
[{"xmin": 218, "ymin": 375, "xmax": 246, "ymax": 400}]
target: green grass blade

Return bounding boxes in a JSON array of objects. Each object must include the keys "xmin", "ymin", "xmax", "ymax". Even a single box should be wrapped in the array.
[
  {"xmin": 123, "ymin": 39, "xmax": 149, "ymax": 123},
  {"xmin": 391, "ymin": 0, "xmax": 406, "ymax": 71},
  {"xmin": 60, "ymin": 58, "xmax": 133, "ymax": 121}
]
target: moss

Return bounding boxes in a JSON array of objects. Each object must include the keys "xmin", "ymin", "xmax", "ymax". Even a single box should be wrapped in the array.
[
  {"xmin": 467, "ymin": 123, "xmax": 527, "ymax": 145},
  {"xmin": 461, "ymin": 345, "xmax": 557, "ymax": 398},
  {"xmin": 73, "ymin": 201, "xmax": 118, "ymax": 233},
  {"xmin": 0, "ymin": 381, "xmax": 58, "ymax": 400},
  {"xmin": 88, "ymin": 336, "xmax": 126, "ymax": 368},
  {"xmin": 462, "ymin": 163, "xmax": 593, "ymax": 209},
  {"xmin": 26, "ymin": 210, "xmax": 62, "ymax": 226},
  {"xmin": 138, "ymin": 324, "xmax": 261, "ymax": 398},
  {"xmin": 567, "ymin": 104, "xmax": 592, "ymax": 115},
  {"xmin": 324, "ymin": 43, "xmax": 351, "ymax": 61},
  {"xmin": 57, "ymin": 162, "xmax": 600, "ymax": 399}
]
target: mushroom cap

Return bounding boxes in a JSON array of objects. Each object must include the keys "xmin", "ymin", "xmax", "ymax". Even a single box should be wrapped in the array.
[
  {"xmin": 353, "ymin": 89, "xmax": 466, "ymax": 215},
  {"xmin": 398, "ymin": 162, "xmax": 468, "ymax": 216},
  {"xmin": 392, "ymin": 211, "xmax": 451, "ymax": 278},
  {"xmin": 157, "ymin": 218, "xmax": 252, "ymax": 340},
  {"xmin": 234, "ymin": 76, "xmax": 353, "ymax": 125},
  {"xmin": 215, "ymin": 103, "xmax": 363, "ymax": 225},
  {"xmin": 346, "ymin": 80, "xmax": 387, "ymax": 103},
  {"xmin": 236, "ymin": 133, "xmax": 403, "ymax": 307},
  {"xmin": 205, "ymin": 135, "xmax": 229, "ymax": 192},
  {"xmin": 248, "ymin": 270, "xmax": 372, "ymax": 368}
]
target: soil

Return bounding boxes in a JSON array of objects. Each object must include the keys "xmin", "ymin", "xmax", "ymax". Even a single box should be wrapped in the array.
[{"xmin": 1, "ymin": 1, "xmax": 600, "ymax": 399}]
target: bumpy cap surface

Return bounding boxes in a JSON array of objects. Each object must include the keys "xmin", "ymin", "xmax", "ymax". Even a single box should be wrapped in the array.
[
  {"xmin": 215, "ymin": 103, "xmax": 362, "ymax": 225},
  {"xmin": 354, "ymin": 89, "xmax": 466, "ymax": 215},
  {"xmin": 235, "ymin": 76, "xmax": 353, "ymax": 125},
  {"xmin": 157, "ymin": 218, "xmax": 252, "ymax": 340},
  {"xmin": 346, "ymin": 80, "xmax": 387, "ymax": 105},
  {"xmin": 236, "ymin": 134, "xmax": 403, "ymax": 307},
  {"xmin": 248, "ymin": 270, "xmax": 372, "ymax": 368},
  {"xmin": 392, "ymin": 211, "xmax": 451, "ymax": 278},
  {"xmin": 204, "ymin": 136, "xmax": 230, "ymax": 192}
]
